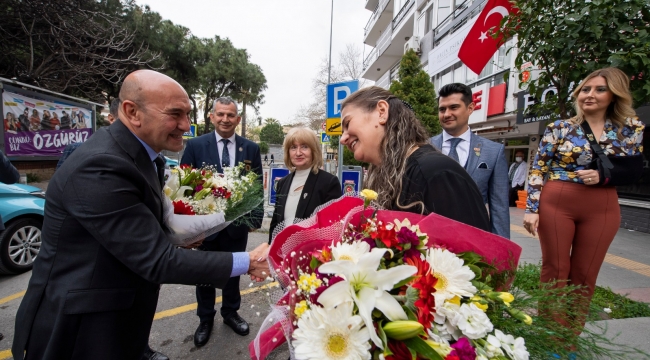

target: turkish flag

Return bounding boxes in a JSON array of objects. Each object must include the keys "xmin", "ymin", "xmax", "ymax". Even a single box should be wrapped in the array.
[{"xmin": 458, "ymin": 0, "xmax": 517, "ymax": 75}]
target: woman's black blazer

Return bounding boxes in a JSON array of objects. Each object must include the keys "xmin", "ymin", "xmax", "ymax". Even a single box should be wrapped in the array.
[{"xmin": 268, "ymin": 170, "xmax": 342, "ymax": 243}]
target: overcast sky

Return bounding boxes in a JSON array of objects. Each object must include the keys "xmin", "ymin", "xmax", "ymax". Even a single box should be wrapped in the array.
[{"xmin": 135, "ymin": 0, "xmax": 370, "ymax": 124}]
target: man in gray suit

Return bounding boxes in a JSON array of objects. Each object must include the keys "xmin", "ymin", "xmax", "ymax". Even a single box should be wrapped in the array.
[
  {"xmin": 431, "ymin": 83, "xmax": 510, "ymax": 239},
  {"xmin": 13, "ymin": 70, "xmax": 269, "ymax": 360}
]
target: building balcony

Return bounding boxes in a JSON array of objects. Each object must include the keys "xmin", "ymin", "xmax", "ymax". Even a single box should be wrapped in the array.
[
  {"xmin": 366, "ymin": 0, "xmax": 379, "ymax": 11},
  {"xmin": 364, "ymin": 0, "xmax": 393, "ymax": 46}
]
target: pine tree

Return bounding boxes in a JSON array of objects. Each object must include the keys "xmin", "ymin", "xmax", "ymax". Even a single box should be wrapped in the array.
[{"xmin": 389, "ymin": 49, "xmax": 440, "ymax": 136}]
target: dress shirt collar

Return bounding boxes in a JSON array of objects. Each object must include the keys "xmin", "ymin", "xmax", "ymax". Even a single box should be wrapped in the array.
[
  {"xmin": 214, "ymin": 131, "xmax": 236, "ymax": 145},
  {"xmin": 441, "ymin": 126, "xmax": 471, "ymax": 143},
  {"xmin": 130, "ymin": 130, "xmax": 160, "ymax": 162}
]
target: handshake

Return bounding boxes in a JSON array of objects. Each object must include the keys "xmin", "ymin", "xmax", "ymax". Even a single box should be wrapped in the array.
[{"xmin": 247, "ymin": 243, "xmax": 271, "ymax": 282}]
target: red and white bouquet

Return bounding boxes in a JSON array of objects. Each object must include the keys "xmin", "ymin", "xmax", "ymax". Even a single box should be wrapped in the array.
[
  {"xmin": 162, "ymin": 163, "xmax": 262, "ymax": 246},
  {"xmin": 252, "ymin": 191, "xmax": 530, "ymax": 360}
]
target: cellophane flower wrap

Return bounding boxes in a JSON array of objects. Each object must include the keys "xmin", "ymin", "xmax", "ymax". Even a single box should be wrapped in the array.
[
  {"xmin": 162, "ymin": 163, "xmax": 262, "ymax": 246},
  {"xmin": 251, "ymin": 193, "xmax": 530, "ymax": 360}
]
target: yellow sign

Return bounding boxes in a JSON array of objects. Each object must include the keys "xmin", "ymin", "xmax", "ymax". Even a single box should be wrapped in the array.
[{"xmin": 326, "ymin": 118, "xmax": 342, "ymax": 135}]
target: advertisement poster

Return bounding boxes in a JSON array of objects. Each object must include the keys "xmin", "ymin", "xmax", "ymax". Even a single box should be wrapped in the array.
[{"xmin": 3, "ymin": 91, "xmax": 93, "ymax": 156}]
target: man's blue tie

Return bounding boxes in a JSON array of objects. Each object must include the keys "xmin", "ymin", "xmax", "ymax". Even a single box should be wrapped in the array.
[
  {"xmin": 447, "ymin": 137, "xmax": 463, "ymax": 164},
  {"xmin": 220, "ymin": 138, "xmax": 230, "ymax": 168}
]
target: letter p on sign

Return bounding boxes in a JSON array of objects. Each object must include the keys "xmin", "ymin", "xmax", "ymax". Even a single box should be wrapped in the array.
[{"xmin": 327, "ymin": 80, "xmax": 359, "ymax": 119}]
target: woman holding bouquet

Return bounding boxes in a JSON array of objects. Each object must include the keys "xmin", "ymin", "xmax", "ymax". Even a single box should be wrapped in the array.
[
  {"xmin": 338, "ymin": 86, "xmax": 490, "ymax": 231},
  {"xmin": 523, "ymin": 67, "xmax": 645, "ymax": 333}
]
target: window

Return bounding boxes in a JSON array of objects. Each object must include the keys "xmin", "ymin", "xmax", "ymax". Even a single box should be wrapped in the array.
[
  {"xmin": 453, "ymin": 63, "xmax": 465, "ymax": 84},
  {"xmin": 437, "ymin": 0, "xmax": 451, "ymax": 26},
  {"xmin": 418, "ymin": 13, "xmax": 427, "ymax": 36},
  {"xmin": 466, "ymin": 67, "xmax": 478, "ymax": 84},
  {"xmin": 426, "ymin": 6, "xmax": 434, "ymax": 32},
  {"xmin": 440, "ymin": 68, "xmax": 453, "ymax": 88}
]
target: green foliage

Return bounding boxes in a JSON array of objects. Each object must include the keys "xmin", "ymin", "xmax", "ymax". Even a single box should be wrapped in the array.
[
  {"xmin": 328, "ymin": 135, "xmax": 368, "ymax": 167},
  {"xmin": 486, "ymin": 263, "xmax": 649, "ymax": 359},
  {"xmin": 258, "ymin": 141, "xmax": 269, "ymax": 155},
  {"xmin": 260, "ymin": 119, "xmax": 284, "ymax": 144},
  {"xmin": 501, "ymin": 0, "xmax": 650, "ymax": 119},
  {"xmin": 26, "ymin": 173, "xmax": 40, "ymax": 183},
  {"xmin": 389, "ymin": 49, "xmax": 440, "ymax": 136}
]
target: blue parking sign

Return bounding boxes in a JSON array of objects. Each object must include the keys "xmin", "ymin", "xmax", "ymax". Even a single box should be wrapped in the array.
[{"xmin": 327, "ymin": 80, "xmax": 359, "ymax": 119}]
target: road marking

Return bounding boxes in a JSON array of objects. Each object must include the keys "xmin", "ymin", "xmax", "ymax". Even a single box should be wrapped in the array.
[
  {"xmin": 511, "ymin": 224, "xmax": 650, "ymax": 277},
  {"xmin": 0, "ymin": 282, "xmax": 280, "ymax": 360},
  {"xmin": 604, "ymin": 254, "xmax": 650, "ymax": 278},
  {"xmin": 511, "ymin": 224, "xmax": 538, "ymax": 238},
  {"xmin": 0, "ymin": 290, "xmax": 26, "ymax": 306},
  {"xmin": 154, "ymin": 282, "xmax": 278, "ymax": 320}
]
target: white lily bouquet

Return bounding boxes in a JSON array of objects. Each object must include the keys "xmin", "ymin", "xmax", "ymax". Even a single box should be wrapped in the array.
[{"xmin": 162, "ymin": 163, "xmax": 263, "ymax": 246}]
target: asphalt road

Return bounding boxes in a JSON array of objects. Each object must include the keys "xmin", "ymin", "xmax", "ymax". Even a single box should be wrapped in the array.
[{"xmin": 0, "ymin": 231, "xmax": 289, "ymax": 360}]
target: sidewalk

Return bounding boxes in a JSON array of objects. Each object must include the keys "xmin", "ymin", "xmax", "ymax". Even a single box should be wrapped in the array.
[{"xmin": 509, "ymin": 207, "xmax": 650, "ymax": 357}]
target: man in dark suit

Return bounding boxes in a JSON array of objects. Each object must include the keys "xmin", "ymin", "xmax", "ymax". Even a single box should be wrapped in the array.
[
  {"xmin": 430, "ymin": 83, "xmax": 510, "ymax": 239},
  {"xmin": 12, "ymin": 70, "xmax": 269, "ymax": 360},
  {"xmin": 181, "ymin": 97, "xmax": 263, "ymax": 346}
]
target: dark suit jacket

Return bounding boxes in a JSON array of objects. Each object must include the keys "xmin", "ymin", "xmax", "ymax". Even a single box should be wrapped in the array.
[
  {"xmin": 13, "ymin": 120, "xmax": 234, "ymax": 360},
  {"xmin": 180, "ymin": 132, "xmax": 264, "ymax": 239},
  {"xmin": 431, "ymin": 132, "xmax": 510, "ymax": 238},
  {"xmin": 268, "ymin": 170, "xmax": 341, "ymax": 243}
]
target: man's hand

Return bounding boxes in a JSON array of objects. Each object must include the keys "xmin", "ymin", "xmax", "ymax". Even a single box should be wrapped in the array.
[
  {"xmin": 249, "ymin": 242, "xmax": 270, "ymax": 262},
  {"xmin": 248, "ymin": 257, "xmax": 270, "ymax": 282}
]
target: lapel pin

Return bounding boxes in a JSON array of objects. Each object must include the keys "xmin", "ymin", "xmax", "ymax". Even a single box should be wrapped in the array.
[
  {"xmin": 303, "ymin": 193, "xmax": 308, "ymax": 199},
  {"xmin": 239, "ymin": 147, "xmax": 243, "ymax": 152}
]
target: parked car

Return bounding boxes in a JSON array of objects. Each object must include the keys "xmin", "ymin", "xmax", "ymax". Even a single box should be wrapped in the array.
[{"xmin": 0, "ymin": 183, "xmax": 45, "ymax": 274}]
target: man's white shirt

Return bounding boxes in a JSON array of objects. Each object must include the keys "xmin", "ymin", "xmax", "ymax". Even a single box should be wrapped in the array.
[
  {"xmin": 509, "ymin": 161, "xmax": 529, "ymax": 188},
  {"xmin": 214, "ymin": 131, "xmax": 236, "ymax": 167},
  {"xmin": 441, "ymin": 127, "xmax": 472, "ymax": 167}
]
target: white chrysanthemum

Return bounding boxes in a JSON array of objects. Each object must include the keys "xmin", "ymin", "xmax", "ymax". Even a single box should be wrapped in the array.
[
  {"xmin": 292, "ymin": 302, "xmax": 371, "ymax": 360},
  {"xmin": 431, "ymin": 301, "xmax": 461, "ymax": 341},
  {"xmin": 425, "ymin": 248, "xmax": 477, "ymax": 305},
  {"xmin": 331, "ymin": 241, "xmax": 370, "ymax": 263},
  {"xmin": 450, "ymin": 303, "xmax": 493, "ymax": 339},
  {"xmin": 494, "ymin": 330, "xmax": 529, "ymax": 360}
]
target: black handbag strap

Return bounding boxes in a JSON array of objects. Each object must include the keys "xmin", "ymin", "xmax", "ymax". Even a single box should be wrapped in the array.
[{"xmin": 581, "ymin": 121, "xmax": 614, "ymax": 170}]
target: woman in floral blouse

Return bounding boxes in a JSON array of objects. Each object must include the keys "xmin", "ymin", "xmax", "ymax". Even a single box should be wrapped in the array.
[{"xmin": 523, "ymin": 67, "xmax": 645, "ymax": 334}]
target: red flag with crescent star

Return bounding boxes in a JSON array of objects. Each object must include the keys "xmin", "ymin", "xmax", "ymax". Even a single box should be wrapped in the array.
[{"xmin": 458, "ymin": 0, "xmax": 517, "ymax": 75}]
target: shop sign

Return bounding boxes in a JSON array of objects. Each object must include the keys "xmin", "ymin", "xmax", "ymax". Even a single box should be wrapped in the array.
[{"xmin": 469, "ymin": 83, "xmax": 490, "ymax": 124}]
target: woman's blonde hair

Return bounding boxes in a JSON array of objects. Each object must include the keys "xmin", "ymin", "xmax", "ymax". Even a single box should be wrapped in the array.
[
  {"xmin": 341, "ymin": 86, "xmax": 430, "ymax": 210},
  {"xmin": 282, "ymin": 127, "xmax": 323, "ymax": 173},
  {"xmin": 571, "ymin": 67, "xmax": 636, "ymax": 139}
]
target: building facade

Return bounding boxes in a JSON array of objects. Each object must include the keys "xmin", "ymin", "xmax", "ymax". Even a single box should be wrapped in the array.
[{"xmin": 361, "ymin": 0, "xmax": 650, "ymax": 232}]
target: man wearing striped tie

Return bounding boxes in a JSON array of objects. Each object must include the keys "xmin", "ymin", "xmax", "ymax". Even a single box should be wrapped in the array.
[{"xmin": 430, "ymin": 83, "xmax": 510, "ymax": 239}]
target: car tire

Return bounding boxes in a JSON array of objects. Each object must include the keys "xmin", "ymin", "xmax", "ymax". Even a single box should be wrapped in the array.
[{"xmin": 0, "ymin": 218, "xmax": 42, "ymax": 275}]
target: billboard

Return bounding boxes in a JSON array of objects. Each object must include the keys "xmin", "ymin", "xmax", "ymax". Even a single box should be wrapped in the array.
[{"xmin": 3, "ymin": 91, "xmax": 93, "ymax": 156}]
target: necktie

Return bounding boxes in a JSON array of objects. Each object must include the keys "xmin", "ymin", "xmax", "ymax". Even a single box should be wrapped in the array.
[
  {"xmin": 447, "ymin": 138, "xmax": 463, "ymax": 164},
  {"xmin": 154, "ymin": 155, "xmax": 166, "ymax": 186},
  {"xmin": 220, "ymin": 138, "xmax": 231, "ymax": 168},
  {"xmin": 509, "ymin": 162, "xmax": 521, "ymax": 182}
]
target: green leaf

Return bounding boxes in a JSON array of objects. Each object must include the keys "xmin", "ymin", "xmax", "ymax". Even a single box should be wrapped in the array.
[
  {"xmin": 377, "ymin": 320, "xmax": 391, "ymax": 356},
  {"xmin": 403, "ymin": 337, "xmax": 444, "ymax": 360},
  {"xmin": 310, "ymin": 256, "xmax": 321, "ymax": 270},
  {"xmin": 403, "ymin": 305, "xmax": 418, "ymax": 322},
  {"xmin": 394, "ymin": 276, "xmax": 416, "ymax": 289},
  {"xmin": 468, "ymin": 264, "xmax": 482, "ymax": 278}
]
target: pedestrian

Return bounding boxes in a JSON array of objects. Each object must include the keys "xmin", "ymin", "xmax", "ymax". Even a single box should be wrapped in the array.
[
  {"xmin": 508, "ymin": 150, "xmax": 528, "ymax": 207},
  {"xmin": 339, "ymin": 86, "xmax": 490, "ymax": 231},
  {"xmin": 181, "ymin": 96, "xmax": 264, "ymax": 347},
  {"xmin": 430, "ymin": 83, "xmax": 510, "ymax": 238},
  {"xmin": 270, "ymin": 153, "xmax": 274, "ymax": 164},
  {"xmin": 12, "ymin": 70, "xmax": 269, "ymax": 360},
  {"xmin": 523, "ymin": 67, "xmax": 645, "ymax": 335},
  {"xmin": 264, "ymin": 153, "xmax": 268, "ymax": 165}
]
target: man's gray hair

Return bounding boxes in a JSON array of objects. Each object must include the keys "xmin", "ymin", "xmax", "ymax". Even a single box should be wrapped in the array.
[{"xmin": 212, "ymin": 96, "xmax": 238, "ymax": 114}]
